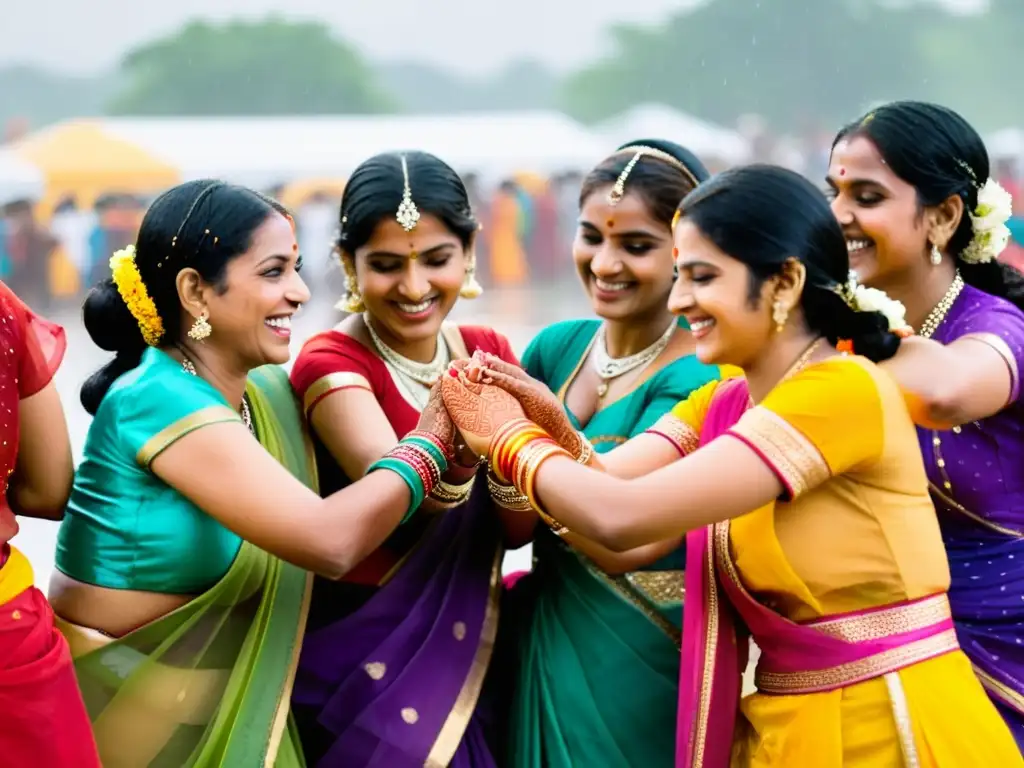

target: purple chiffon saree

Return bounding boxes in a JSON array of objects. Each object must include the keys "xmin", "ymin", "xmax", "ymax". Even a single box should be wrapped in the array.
[
  {"xmin": 919, "ymin": 282, "xmax": 1024, "ymax": 747},
  {"xmin": 292, "ymin": 472, "xmax": 503, "ymax": 767}
]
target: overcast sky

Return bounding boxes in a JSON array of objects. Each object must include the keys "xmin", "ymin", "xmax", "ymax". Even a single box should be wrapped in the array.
[{"xmin": 4, "ymin": 0, "xmax": 985, "ymax": 77}]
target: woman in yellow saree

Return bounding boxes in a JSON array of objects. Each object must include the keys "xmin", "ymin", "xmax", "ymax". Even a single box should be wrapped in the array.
[
  {"xmin": 443, "ymin": 165, "xmax": 1022, "ymax": 766},
  {"xmin": 50, "ymin": 180, "xmax": 468, "ymax": 767}
]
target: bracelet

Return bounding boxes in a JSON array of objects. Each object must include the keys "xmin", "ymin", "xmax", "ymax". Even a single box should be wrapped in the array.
[
  {"xmin": 429, "ymin": 476, "xmax": 475, "ymax": 506},
  {"xmin": 489, "ymin": 419, "xmax": 551, "ymax": 483},
  {"xmin": 574, "ymin": 431, "xmax": 594, "ymax": 465},
  {"xmin": 368, "ymin": 435, "xmax": 450, "ymax": 522},
  {"xmin": 486, "ymin": 471, "xmax": 532, "ymax": 512}
]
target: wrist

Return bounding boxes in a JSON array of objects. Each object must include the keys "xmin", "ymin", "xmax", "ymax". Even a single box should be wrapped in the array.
[{"xmin": 368, "ymin": 433, "xmax": 452, "ymax": 522}]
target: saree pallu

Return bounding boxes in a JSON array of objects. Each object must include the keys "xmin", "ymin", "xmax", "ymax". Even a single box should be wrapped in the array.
[
  {"xmin": 62, "ymin": 365, "xmax": 318, "ymax": 767},
  {"xmin": 677, "ymin": 379, "xmax": 1020, "ymax": 767},
  {"xmin": 0, "ymin": 547, "xmax": 100, "ymax": 767},
  {"xmin": 934, "ymin": 490, "xmax": 1024, "ymax": 748},
  {"xmin": 507, "ymin": 532, "xmax": 682, "ymax": 768},
  {"xmin": 292, "ymin": 471, "xmax": 503, "ymax": 768}
]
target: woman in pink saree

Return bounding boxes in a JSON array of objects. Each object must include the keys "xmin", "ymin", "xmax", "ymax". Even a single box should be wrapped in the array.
[{"xmin": 442, "ymin": 165, "xmax": 1021, "ymax": 765}]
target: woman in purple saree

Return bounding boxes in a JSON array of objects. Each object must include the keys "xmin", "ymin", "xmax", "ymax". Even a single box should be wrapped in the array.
[
  {"xmin": 289, "ymin": 152, "xmax": 527, "ymax": 766},
  {"xmin": 829, "ymin": 101, "xmax": 1024, "ymax": 747}
]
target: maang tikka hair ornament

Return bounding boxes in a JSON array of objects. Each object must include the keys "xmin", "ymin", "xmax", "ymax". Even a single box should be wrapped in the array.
[
  {"xmin": 396, "ymin": 156, "xmax": 421, "ymax": 232},
  {"xmin": 607, "ymin": 145, "xmax": 701, "ymax": 207}
]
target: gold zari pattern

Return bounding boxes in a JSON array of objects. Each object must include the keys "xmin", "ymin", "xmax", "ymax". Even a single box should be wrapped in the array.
[
  {"xmin": 810, "ymin": 594, "xmax": 952, "ymax": 643},
  {"xmin": 646, "ymin": 413, "xmax": 700, "ymax": 456},
  {"xmin": 755, "ymin": 629, "xmax": 960, "ymax": 694},
  {"xmin": 625, "ymin": 570, "xmax": 685, "ymax": 605},
  {"xmin": 729, "ymin": 406, "xmax": 830, "ymax": 497}
]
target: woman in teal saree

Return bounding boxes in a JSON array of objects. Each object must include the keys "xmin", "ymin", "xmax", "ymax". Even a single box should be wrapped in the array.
[
  {"xmin": 51, "ymin": 180, "xmax": 466, "ymax": 767},
  {"xmin": 505, "ymin": 141, "xmax": 732, "ymax": 767}
]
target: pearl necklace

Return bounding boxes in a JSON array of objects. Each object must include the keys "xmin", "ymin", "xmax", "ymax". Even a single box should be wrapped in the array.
[
  {"xmin": 180, "ymin": 354, "xmax": 254, "ymax": 434},
  {"xmin": 918, "ymin": 272, "xmax": 964, "ymax": 339},
  {"xmin": 364, "ymin": 314, "xmax": 449, "ymax": 386},
  {"xmin": 592, "ymin": 320, "xmax": 676, "ymax": 398}
]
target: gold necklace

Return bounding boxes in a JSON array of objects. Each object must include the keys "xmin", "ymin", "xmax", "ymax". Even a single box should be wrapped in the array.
[
  {"xmin": 749, "ymin": 337, "xmax": 824, "ymax": 406},
  {"xmin": 918, "ymin": 272, "xmax": 964, "ymax": 339},
  {"xmin": 364, "ymin": 313, "xmax": 448, "ymax": 386},
  {"xmin": 179, "ymin": 353, "xmax": 254, "ymax": 435}
]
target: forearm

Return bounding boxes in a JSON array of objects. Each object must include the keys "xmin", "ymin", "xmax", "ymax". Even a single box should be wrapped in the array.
[{"xmin": 563, "ymin": 531, "xmax": 682, "ymax": 575}]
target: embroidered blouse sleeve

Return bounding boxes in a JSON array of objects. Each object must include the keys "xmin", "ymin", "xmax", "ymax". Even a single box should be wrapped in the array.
[
  {"xmin": 290, "ymin": 333, "xmax": 377, "ymax": 420},
  {"xmin": 644, "ymin": 379, "xmax": 722, "ymax": 457},
  {"xmin": 0, "ymin": 283, "xmax": 67, "ymax": 398},
  {"xmin": 949, "ymin": 301, "xmax": 1024, "ymax": 405},
  {"xmin": 119, "ymin": 369, "xmax": 241, "ymax": 469},
  {"xmin": 727, "ymin": 359, "xmax": 885, "ymax": 500}
]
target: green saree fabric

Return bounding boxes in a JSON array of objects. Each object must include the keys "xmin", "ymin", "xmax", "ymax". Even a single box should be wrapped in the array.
[
  {"xmin": 70, "ymin": 365, "xmax": 318, "ymax": 767},
  {"xmin": 507, "ymin": 318, "xmax": 721, "ymax": 768}
]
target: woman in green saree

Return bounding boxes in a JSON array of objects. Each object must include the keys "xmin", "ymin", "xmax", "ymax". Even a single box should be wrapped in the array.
[
  {"xmin": 504, "ymin": 141, "xmax": 734, "ymax": 767},
  {"xmin": 49, "ymin": 180, "xmax": 464, "ymax": 767}
]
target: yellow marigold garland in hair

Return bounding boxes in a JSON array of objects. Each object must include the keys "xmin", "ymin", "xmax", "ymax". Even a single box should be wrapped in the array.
[{"xmin": 109, "ymin": 245, "xmax": 164, "ymax": 346}]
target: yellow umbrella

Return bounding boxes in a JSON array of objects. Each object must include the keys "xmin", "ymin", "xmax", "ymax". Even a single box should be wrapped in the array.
[
  {"xmin": 278, "ymin": 178, "xmax": 347, "ymax": 210},
  {"xmin": 13, "ymin": 120, "xmax": 180, "ymax": 219}
]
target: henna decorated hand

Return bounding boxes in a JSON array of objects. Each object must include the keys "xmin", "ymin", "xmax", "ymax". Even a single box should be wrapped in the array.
[
  {"xmin": 440, "ymin": 367, "xmax": 526, "ymax": 456},
  {"xmin": 475, "ymin": 353, "xmax": 583, "ymax": 456},
  {"xmin": 415, "ymin": 379, "xmax": 457, "ymax": 454}
]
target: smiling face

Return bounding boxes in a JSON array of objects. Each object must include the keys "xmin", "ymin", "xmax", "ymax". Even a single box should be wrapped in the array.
[
  {"xmin": 573, "ymin": 186, "xmax": 676, "ymax": 323},
  {"xmin": 826, "ymin": 135, "xmax": 933, "ymax": 287},
  {"xmin": 352, "ymin": 213, "xmax": 469, "ymax": 349},
  {"xmin": 202, "ymin": 211, "xmax": 309, "ymax": 367},
  {"xmin": 667, "ymin": 219, "xmax": 776, "ymax": 366}
]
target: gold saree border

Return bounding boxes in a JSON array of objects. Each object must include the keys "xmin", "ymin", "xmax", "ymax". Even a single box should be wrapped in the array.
[
  {"xmin": 136, "ymin": 405, "xmax": 242, "ymax": 467},
  {"xmin": 579, "ymin": 549, "xmax": 682, "ymax": 647},
  {"xmin": 975, "ymin": 665, "xmax": 1024, "ymax": 716},
  {"xmin": 810, "ymin": 594, "xmax": 952, "ymax": 643},
  {"xmin": 263, "ymin": 572, "xmax": 313, "ymax": 767},
  {"xmin": 754, "ymin": 629, "xmax": 959, "ymax": 694},
  {"xmin": 424, "ymin": 541, "xmax": 503, "ymax": 768},
  {"xmin": 647, "ymin": 413, "xmax": 700, "ymax": 456},
  {"xmin": 930, "ymin": 482, "xmax": 1024, "ymax": 539},
  {"xmin": 728, "ymin": 406, "xmax": 830, "ymax": 498},
  {"xmin": 303, "ymin": 372, "xmax": 372, "ymax": 417},
  {"xmin": 690, "ymin": 522, "xmax": 725, "ymax": 768}
]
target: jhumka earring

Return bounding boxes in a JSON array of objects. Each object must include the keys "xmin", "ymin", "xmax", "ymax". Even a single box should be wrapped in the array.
[
  {"xmin": 772, "ymin": 300, "xmax": 789, "ymax": 333},
  {"xmin": 188, "ymin": 310, "xmax": 212, "ymax": 342},
  {"xmin": 930, "ymin": 244, "xmax": 943, "ymax": 266},
  {"xmin": 460, "ymin": 254, "xmax": 483, "ymax": 299},
  {"xmin": 340, "ymin": 257, "xmax": 365, "ymax": 313}
]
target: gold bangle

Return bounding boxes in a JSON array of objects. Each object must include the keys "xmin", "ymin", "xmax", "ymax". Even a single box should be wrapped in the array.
[
  {"xmin": 429, "ymin": 476, "xmax": 474, "ymax": 505},
  {"xmin": 486, "ymin": 472, "xmax": 532, "ymax": 512},
  {"xmin": 575, "ymin": 432, "xmax": 594, "ymax": 465}
]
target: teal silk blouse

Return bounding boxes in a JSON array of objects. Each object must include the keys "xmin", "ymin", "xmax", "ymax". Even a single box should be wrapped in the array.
[{"xmin": 56, "ymin": 347, "xmax": 244, "ymax": 593}]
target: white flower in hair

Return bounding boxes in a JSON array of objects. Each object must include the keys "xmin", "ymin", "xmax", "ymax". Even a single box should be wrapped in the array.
[
  {"xmin": 961, "ymin": 178, "xmax": 1013, "ymax": 264},
  {"xmin": 852, "ymin": 284, "xmax": 910, "ymax": 333}
]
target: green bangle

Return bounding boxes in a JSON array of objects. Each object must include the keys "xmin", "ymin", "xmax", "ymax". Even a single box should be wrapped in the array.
[
  {"xmin": 368, "ymin": 456, "xmax": 425, "ymax": 522},
  {"xmin": 402, "ymin": 435, "xmax": 449, "ymax": 472}
]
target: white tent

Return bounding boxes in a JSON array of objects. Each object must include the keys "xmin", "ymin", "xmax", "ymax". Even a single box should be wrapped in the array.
[
  {"xmin": 597, "ymin": 103, "xmax": 751, "ymax": 166},
  {"xmin": 0, "ymin": 149, "xmax": 45, "ymax": 205},
  {"xmin": 92, "ymin": 112, "xmax": 607, "ymax": 188}
]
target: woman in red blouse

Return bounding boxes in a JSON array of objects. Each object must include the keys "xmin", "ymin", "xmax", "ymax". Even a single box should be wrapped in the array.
[{"xmin": 0, "ymin": 280, "xmax": 100, "ymax": 766}]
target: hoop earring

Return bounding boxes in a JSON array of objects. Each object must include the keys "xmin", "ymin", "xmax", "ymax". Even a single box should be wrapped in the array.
[
  {"xmin": 340, "ymin": 258, "xmax": 365, "ymax": 313},
  {"xmin": 930, "ymin": 244, "xmax": 943, "ymax": 266},
  {"xmin": 188, "ymin": 310, "xmax": 212, "ymax": 342},
  {"xmin": 460, "ymin": 255, "xmax": 483, "ymax": 299},
  {"xmin": 772, "ymin": 300, "xmax": 789, "ymax": 333}
]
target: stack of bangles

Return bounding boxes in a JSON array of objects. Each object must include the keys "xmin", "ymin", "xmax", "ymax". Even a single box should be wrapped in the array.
[
  {"xmin": 486, "ymin": 418, "xmax": 582, "ymax": 536},
  {"xmin": 367, "ymin": 430, "xmax": 454, "ymax": 522}
]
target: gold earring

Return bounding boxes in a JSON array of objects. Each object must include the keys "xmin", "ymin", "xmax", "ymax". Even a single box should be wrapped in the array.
[
  {"xmin": 460, "ymin": 256, "xmax": 483, "ymax": 299},
  {"xmin": 772, "ymin": 300, "xmax": 789, "ymax": 333},
  {"xmin": 930, "ymin": 244, "xmax": 943, "ymax": 266},
  {"xmin": 339, "ymin": 258, "xmax": 365, "ymax": 313},
  {"xmin": 188, "ymin": 310, "xmax": 212, "ymax": 342}
]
